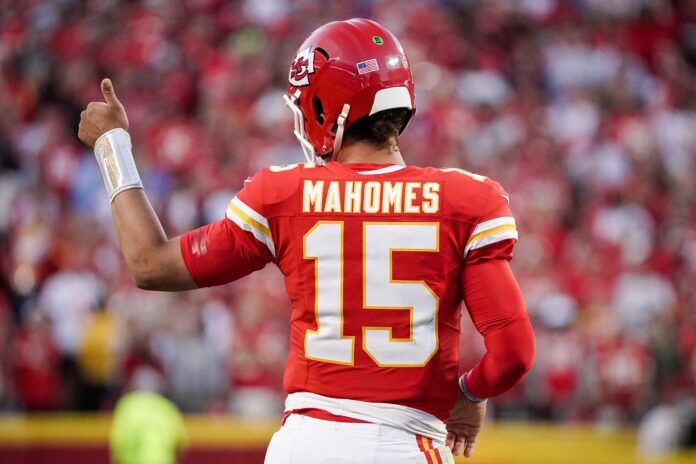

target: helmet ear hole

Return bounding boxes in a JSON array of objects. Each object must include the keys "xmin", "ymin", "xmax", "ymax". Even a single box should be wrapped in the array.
[{"xmin": 313, "ymin": 97, "xmax": 325, "ymax": 125}]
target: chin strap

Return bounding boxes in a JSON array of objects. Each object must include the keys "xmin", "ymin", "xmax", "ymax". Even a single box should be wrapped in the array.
[{"xmin": 332, "ymin": 104, "xmax": 351, "ymax": 158}]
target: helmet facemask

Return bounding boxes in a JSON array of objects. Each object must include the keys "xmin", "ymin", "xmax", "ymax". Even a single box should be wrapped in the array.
[{"xmin": 283, "ymin": 90, "xmax": 318, "ymax": 164}]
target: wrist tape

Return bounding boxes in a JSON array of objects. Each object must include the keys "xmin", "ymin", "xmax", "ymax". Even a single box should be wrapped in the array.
[
  {"xmin": 93, "ymin": 128, "xmax": 143, "ymax": 202},
  {"xmin": 458, "ymin": 372, "xmax": 488, "ymax": 403}
]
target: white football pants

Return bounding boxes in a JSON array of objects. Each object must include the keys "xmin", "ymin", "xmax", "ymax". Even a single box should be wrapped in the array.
[{"xmin": 264, "ymin": 414, "xmax": 454, "ymax": 464}]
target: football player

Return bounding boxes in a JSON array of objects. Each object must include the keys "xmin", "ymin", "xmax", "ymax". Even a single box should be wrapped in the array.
[{"xmin": 79, "ymin": 18, "xmax": 534, "ymax": 464}]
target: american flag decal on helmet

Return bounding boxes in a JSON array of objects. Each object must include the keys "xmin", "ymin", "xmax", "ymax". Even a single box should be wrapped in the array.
[{"xmin": 356, "ymin": 58, "xmax": 379, "ymax": 75}]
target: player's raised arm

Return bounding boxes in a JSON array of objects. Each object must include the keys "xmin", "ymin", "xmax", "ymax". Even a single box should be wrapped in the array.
[{"xmin": 78, "ymin": 79, "xmax": 195, "ymax": 291}]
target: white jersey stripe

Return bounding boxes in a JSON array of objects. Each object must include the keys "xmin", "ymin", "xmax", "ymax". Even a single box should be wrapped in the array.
[
  {"xmin": 231, "ymin": 196, "xmax": 270, "ymax": 228},
  {"xmin": 465, "ymin": 216, "xmax": 517, "ymax": 257},
  {"xmin": 465, "ymin": 228, "xmax": 518, "ymax": 255},
  {"xmin": 355, "ymin": 165, "xmax": 406, "ymax": 175},
  {"xmin": 470, "ymin": 216, "xmax": 515, "ymax": 237},
  {"xmin": 226, "ymin": 197, "xmax": 275, "ymax": 257}
]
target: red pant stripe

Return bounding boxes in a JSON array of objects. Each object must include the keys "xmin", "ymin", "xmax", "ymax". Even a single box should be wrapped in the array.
[{"xmin": 416, "ymin": 435, "xmax": 437, "ymax": 464}]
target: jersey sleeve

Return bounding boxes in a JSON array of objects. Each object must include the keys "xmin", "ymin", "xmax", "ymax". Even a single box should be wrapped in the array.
[
  {"xmin": 179, "ymin": 170, "xmax": 275, "ymax": 288},
  {"xmin": 460, "ymin": 259, "xmax": 534, "ymax": 399},
  {"xmin": 464, "ymin": 180, "xmax": 518, "ymax": 265}
]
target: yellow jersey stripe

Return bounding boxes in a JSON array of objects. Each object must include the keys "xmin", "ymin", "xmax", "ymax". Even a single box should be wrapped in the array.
[
  {"xmin": 227, "ymin": 201, "xmax": 272, "ymax": 239},
  {"xmin": 232, "ymin": 196, "xmax": 270, "ymax": 228},
  {"xmin": 468, "ymin": 223, "xmax": 517, "ymax": 245},
  {"xmin": 421, "ymin": 436, "xmax": 439, "ymax": 463}
]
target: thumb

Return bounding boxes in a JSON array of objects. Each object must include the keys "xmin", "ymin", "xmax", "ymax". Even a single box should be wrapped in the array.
[{"xmin": 101, "ymin": 78, "xmax": 122, "ymax": 107}]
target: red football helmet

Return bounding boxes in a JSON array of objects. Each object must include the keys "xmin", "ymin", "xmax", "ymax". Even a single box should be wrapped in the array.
[{"xmin": 284, "ymin": 18, "xmax": 416, "ymax": 163}]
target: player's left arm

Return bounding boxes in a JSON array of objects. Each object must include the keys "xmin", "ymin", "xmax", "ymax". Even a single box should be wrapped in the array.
[
  {"xmin": 458, "ymin": 180, "xmax": 535, "ymax": 399},
  {"xmin": 460, "ymin": 255, "xmax": 535, "ymax": 399},
  {"xmin": 446, "ymin": 180, "xmax": 535, "ymax": 458},
  {"xmin": 447, "ymin": 256, "xmax": 534, "ymax": 458}
]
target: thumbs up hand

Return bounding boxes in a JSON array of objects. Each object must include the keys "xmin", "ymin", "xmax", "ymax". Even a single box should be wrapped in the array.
[{"xmin": 78, "ymin": 79, "xmax": 130, "ymax": 147}]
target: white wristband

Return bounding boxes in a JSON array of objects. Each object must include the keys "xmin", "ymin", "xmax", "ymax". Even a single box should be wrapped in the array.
[
  {"xmin": 458, "ymin": 372, "xmax": 487, "ymax": 403},
  {"xmin": 93, "ymin": 128, "xmax": 143, "ymax": 202}
]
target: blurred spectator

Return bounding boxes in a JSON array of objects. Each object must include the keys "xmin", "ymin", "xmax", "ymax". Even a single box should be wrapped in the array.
[
  {"xmin": 156, "ymin": 303, "xmax": 225, "ymax": 412},
  {"xmin": 77, "ymin": 303, "xmax": 119, "ymax": 410},
  {"xmin": 119, "ymin": 327, "xmax": 166, "ymax": 395},
  {"xmin": 638, "ymin": 402, "xmax": 681, "ymax": 457},
  {"xmin": 37, "ymin": 254, "xmax": 103, "ymax": 407},
  {"xmin": 9, "ymin": 310, "xmax": 61, "ymax": 410},
  {"xmin": 228, "ymin": 288, "xmax": 286, "ymax": 419}
]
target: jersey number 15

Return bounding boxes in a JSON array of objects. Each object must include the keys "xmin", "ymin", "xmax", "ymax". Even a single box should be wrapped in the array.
[{"xmin": 304, "ymin": 222, "xmax": 439, "ymax": 367}]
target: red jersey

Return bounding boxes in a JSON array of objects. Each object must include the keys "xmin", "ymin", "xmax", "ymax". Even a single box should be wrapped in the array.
[{"xmin": 180, "ymin": 162, "xmax": 517, "ymax": 422}]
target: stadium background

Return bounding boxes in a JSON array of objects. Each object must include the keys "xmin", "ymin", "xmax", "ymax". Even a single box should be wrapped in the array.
[{"xmin": 1, "ymin": 0, "xmax": 695, "ymax": 463}]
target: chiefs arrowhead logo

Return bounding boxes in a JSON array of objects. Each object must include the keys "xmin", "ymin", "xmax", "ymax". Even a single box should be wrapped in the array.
[{"xmin": 289, "ymin": 47, "xmax": 316, "ymax": 87}]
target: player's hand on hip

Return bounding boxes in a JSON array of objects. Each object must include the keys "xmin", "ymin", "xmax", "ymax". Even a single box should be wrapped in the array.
[
  {"xmin": 445, "ymin": 388, "xmax": 486, "ymax": 458},
  {"xmin": 78, "ymin": 78, "xmax": 129, "ymax": 147}
]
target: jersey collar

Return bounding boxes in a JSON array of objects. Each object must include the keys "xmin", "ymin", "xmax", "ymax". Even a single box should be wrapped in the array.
[{"xmin": 337, "ymin": 163, "xmax": 408, "ymax": 176}]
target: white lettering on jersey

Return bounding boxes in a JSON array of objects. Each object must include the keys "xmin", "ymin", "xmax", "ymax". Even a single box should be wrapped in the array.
[{"xmin": 301, "ymin": 180, "xmax": 441, "ymax": 215}]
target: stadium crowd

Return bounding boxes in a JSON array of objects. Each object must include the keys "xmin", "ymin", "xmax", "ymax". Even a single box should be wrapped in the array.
[{"xmin": 0, "ymin": 0, "xmax": 695, "ymax": 437}]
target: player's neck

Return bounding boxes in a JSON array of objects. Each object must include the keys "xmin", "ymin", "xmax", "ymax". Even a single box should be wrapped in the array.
[{"xmin": 334, "ymin": 140, "xmax": 405, "ymax": 166}]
